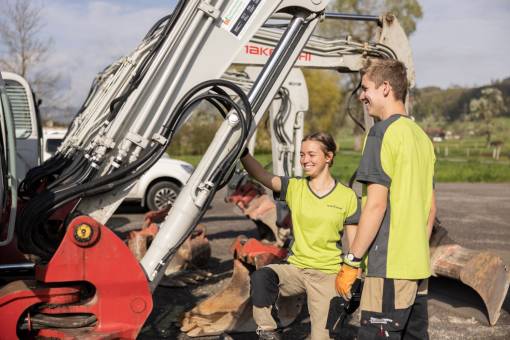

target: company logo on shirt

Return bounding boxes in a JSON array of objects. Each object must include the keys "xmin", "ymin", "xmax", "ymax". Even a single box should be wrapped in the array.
[{"xmin": 327, "ymin": 204, "xmax": 343, "ymax": 210}]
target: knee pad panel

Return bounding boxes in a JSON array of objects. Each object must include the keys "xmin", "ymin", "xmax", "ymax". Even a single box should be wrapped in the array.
[{"xmin": 251, "ymin": 267, "xmax": 280, "ymax": 307}]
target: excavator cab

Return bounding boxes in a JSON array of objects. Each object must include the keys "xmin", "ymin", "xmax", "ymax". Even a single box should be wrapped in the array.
[{"xmin": 0, "ymin": 71, "xmax": 19, "ymax": 257}]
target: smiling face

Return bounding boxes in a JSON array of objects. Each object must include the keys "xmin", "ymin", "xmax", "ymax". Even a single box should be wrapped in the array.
[
  {"xmin": 359, "ymin": 74, "xmax": 389, "ymax": 120},
  {"xmin": 300, "ymin": 140, "xmax": 333, "ymax": 178}
]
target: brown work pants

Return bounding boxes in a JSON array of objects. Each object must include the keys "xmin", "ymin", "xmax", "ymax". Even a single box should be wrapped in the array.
[{"xmin": 252, "ymin": 263, "xmax": 338, "ymax": 340}]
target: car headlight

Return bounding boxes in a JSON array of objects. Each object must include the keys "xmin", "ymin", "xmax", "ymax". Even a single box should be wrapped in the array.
[{"xmin": 180, "ymin": 163, "xmax": 194, "ymax": 173}]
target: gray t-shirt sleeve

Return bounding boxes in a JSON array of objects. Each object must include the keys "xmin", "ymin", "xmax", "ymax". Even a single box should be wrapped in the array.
[
  {"xmin": 355, "ymin": 133, "xmax": 391, "ymax": 188},
  {"xmin": 345, "ymin": 196, "xmax": 361, "ymax": 225}
]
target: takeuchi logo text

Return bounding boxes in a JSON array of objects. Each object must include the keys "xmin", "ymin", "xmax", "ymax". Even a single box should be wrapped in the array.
[{"xmin": 244, "ymin": 44, "xmax": 312, "ymax": 61}]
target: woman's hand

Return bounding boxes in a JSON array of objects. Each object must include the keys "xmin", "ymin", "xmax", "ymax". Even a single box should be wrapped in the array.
[{"xmin": 240, "ymin": 152, "xmax": 281, "ymax": 192}]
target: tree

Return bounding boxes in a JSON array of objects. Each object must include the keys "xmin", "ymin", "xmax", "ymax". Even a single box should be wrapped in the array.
[
  {"xmin": 468, "ymin": 87, "xmax": 507, "ymax": 145},
  {"xmin": 0, "ymin": 0, "xmax": 62, "ymax": 113},
  {"xmin": 303, "ymin": 69, "xmax": 344, "ymax": 134},
  {"xmin": 321, "ymin": 0, "xmax": 422, "ymax": 40},
  {"xmin": 412, "ymin": 86, "xmax": 466, "ymax": 123},
  {"xmin": 305, "ymin": 0, "xmax": 423, "ymax": 149}
]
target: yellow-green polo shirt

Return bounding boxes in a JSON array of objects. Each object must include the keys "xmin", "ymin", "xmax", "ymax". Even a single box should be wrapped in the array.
[
  {"xmin": 356, "ymin": 114, "xmax": 435, "ymax": 280},
  {"xmin": 278, "ymin": 177, "xmax": 360, "ymax": 274}
]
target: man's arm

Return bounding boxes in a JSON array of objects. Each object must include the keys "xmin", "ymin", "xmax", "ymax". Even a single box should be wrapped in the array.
[
  {"xmin": 349, "ymin": 183, "xmax": 388, "ymax": 258},
  {"xmin": 427, "ymin": 191, "xmax": 436, "ymax": 239},
  {"xmin": 336, "ymin": 184, "xmax": 387, "ymax": 299},
  {"xmin": 241, "ymin": 153, "xmax": 281, "ymax": 192},
  {"xmin": 344, "ymin": 225, "xmax": 358, "ymax": 250}
]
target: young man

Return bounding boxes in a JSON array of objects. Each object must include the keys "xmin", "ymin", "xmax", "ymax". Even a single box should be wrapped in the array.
[{"xmin": 335, "ymin": 59, "xmax": 436, "ymax": 339}]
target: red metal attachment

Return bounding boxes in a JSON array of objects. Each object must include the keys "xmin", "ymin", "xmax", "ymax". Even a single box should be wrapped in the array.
[
  {"xmin": 231, "ymin": 236, "xmax": 287, "ymax": 269},
  {"xmin": 227, "ymin": 180, "xmax": 291, "ymax": 247},
  {"xmin": 0, "ymin": 282, "xmax": 81, "ymax": 340},
  {"xmin": 0, "ymin": 215, "xmax": 153, "ymax": 339},
  {"xmin": 227, "ymin": 181, "xmax": 264, "ymax": 209}
]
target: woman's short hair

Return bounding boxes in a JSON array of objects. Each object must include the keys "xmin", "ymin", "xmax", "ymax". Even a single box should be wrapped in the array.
[{"xmin": 302, "ymin": 132, "xmax": 337, "ymax": 166}]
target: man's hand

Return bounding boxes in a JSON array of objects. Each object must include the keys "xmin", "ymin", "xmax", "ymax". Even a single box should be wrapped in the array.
[{"xmin": 335, "ymin": 264, "xmax": 359, "ymax": 300}]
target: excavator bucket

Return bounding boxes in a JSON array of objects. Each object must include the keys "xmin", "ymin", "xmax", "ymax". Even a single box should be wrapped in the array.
[
  {"xmin": 127, "ymin": 209, "xmax": 211, "ymax": 284},
  {"xmin": 430, "ymin": 221, "xmax": 510, "ymax": 325},
  {"xmin": 181, "ymin": 236, "xmax": 304, "ymax": 337},
  {"xmin": 378, "ymin": 14, "xmax": 416, "ymax": 88},
  {"xmin": 227, "ymin": 180, "xmax": 290, "ymax": 247}
]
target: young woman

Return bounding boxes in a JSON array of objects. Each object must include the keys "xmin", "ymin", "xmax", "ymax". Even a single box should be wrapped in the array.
[{"xmin": 240, "ymin": 132, "xmax": 360, "ymax": 340}]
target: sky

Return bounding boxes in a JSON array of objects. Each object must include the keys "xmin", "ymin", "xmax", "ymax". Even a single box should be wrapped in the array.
[{"xmin": 30, "ymin": 0, "xmax": 510, "ymax": 107}]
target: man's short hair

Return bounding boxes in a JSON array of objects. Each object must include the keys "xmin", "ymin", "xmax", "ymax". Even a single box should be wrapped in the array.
[{"xmin": 361, "ymin": 59, "xmax": 408, "ymax": 102}]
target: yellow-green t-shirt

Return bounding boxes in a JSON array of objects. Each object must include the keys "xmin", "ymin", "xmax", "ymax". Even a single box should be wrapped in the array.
[
  {"xmin": 356, "ymin": 114, "xmax": 436, "ymax": 280},
  {"xmin": 278, "ymin": 177, "xmax": 360, "ymax": 274}
]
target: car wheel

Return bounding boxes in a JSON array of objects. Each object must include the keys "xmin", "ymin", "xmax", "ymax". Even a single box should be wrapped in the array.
[{"xmin": 146, "ymin": 181, "xmax": 181, "ymax": 211}]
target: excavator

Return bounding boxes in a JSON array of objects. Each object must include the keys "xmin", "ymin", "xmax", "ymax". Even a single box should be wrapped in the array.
[{"xmin": 0, "ymin": 0, "xmax": 507, "ymax": 338}]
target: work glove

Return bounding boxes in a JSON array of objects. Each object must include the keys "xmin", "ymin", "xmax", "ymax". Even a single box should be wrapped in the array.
[{"xmin": 335, "ymin": 264, "xmax": 360, "ymax": 300}]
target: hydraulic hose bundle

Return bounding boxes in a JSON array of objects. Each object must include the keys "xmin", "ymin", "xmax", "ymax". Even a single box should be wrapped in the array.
[
  {"xmin": 17, "ymin": 2, "xmax": 187, "ymax": 200},
  {"xmin": 16, "ymin": 78, "xmax": 252, "ymax": 261},
  {"xmin": 272, "ymin": 87, "xmax": 292, "ymax": 176}
]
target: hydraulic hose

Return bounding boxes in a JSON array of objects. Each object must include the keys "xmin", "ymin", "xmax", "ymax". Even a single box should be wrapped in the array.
[
  {"xmin": 346, "ymin": 80, "xmax": 365, "ymax": 132},
  {"xmin": 272, "ymin": 88, "xmax": 292, "ymax": 176},
  {"xmin": 17, "ymin": 79, "xmax": 252, "ymax": 260},
  {"xmin": 18, "ymin": 153, "xmax": 70, "ymax": 198},
  {"xmin": 106, "ymin": 0, "xmax": 187, "ymax": 122}
]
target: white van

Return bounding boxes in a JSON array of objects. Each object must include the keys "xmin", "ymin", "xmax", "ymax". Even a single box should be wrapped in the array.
[{"xmin": 41, "ymin": 130, "xmax": 194, "ymax": 211}]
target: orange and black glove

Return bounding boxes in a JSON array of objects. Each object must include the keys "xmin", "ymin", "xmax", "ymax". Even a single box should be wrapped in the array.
[{"xmin": 335, "ymin": 253, "xmax": 362, "ymax": 300}]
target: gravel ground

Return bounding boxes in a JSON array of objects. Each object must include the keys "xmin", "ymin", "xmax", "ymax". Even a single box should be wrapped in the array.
[{"xmin": 110, "ymin": 183, "xmax": 510, "ymax": 340}]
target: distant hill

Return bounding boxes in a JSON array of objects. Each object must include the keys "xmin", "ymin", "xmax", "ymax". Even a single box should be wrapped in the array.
[{"xmin": 412, "ymin": 77, "xmax": 510, "ymax": 122}]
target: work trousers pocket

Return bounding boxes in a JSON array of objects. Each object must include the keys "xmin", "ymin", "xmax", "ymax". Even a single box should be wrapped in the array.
[
  {"xmin": 359, "ymin": 308, "xmax": 411, "ymax": 339},
  {"xmin": 359, "ymin": 278, "xmax": 417, "ymax": 340}
]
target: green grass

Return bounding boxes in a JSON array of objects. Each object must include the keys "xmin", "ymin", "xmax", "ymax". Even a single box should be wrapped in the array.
[
  {"xmin": 174, "ymin": 152, "xmax": 510, "ymax": 183},
  {"xmin": 433, "ymin": 117, "xmax": 510, "ymax": 160},
  {"xmin": 169, "ymin": 116, "xmax": 510, "ymax": 182},
  {"xmin": 435, "ymin": 159, "xmax": 510, "ymax": 182},
  {"xmin": 433, "ymin": 139, "xmax": 509, "ymax": 160}
]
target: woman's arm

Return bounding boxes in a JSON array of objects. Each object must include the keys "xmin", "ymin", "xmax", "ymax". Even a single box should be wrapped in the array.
[{"xmin": 241, "ymin": 153, "xmax": 282, "ymax": 192}]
